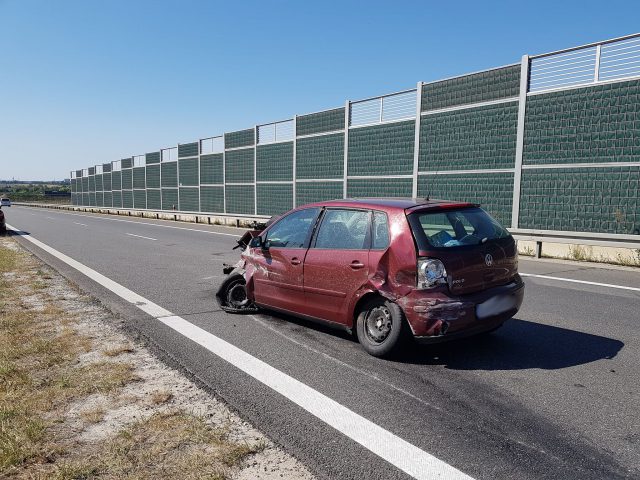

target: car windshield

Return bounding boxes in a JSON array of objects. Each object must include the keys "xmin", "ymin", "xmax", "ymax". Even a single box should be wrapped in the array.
[{"xmin": 407, "ymin": 207, "xmax": 510, "ymax": 249}]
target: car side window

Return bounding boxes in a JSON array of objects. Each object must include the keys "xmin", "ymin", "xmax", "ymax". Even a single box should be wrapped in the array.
[
  {"xmin": 264, "ymin": 208, "xmax": 320, "ymax": 249},
  {"xmin": 372, "ymin": 212, "xmax": 390, "ymax": 249},
  {"xmin": 314, "ymin": 209, "xmax": 370, "ymax": 250}
]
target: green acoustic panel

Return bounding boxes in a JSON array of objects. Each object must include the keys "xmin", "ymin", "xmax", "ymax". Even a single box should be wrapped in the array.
[
  {"xmin": 296, "ymin": 133, "xmax": 344, "ymax": 179},
  {"xmin": 103, "ymin": 192, "xmax": 112, "ymax": 207},
  {"xmin": 146, "ymin": 189, "xmax": 161, "ymax": 210},
  {"xmin": 422, "ymin": 65, "xmax": 520, "ymax": 111},
  {"xmin": 122, "ymin": 190, "xmax": 133, "ymax": 208},
  {"xmin": 76, "ymin": 170, "xmax": 83, "ymax": 178},
  {"xmin": 89, "ymin": 193, "xmax": 96, "ymax": 206},
  {"xmin": 347, "ymin": 177, "xmax": 412, "ymax": 198},
  {"xmin": 81, "ymin": 177, "xmax": 88, "ymax": 192},
  {"xmin": 417, "ymin": 172, "xmax": 514, "ymax": 226},
  {"xmin": 519, "ymin": 167, "xmax": 640, "ymax": 234},
  {"xmin": 523, "ymin": 79, "xmax": 640, "ymax": 166},
  {"xmin": 179, "ymin": 187, "xmax": 199, "ymax": 211},
  {"xmin": 95, "ymin": 192, "xmax": 103, "ymax": 207},
  {"xmin": 296, "ymin": 108, "xmax": 345, "ymax": 136},
  {"xmin": 112, "ymin": 191, "xmax": 122, "ymax": 208},
  {"xmin": 348, "ymin": 121, "xmax": 415, "ymax": 176},
  {"xmin": 162, "ymin": 188, "xmax": 179, "ymax": 210},
  {"xmin": 200, "ymin": 154, "xmax": 223, "ymax": 184},
  {"xmin": 133, "ymin": 190, "xmax": 146, "ymax": 209},
  {"xmin": 146, "ymin": 152, "xmax": 160, "ymax": 164},
  {"xmin": 103, "ymin": 172, "xmax": 112, "ymax": 191},
  {"xmin": 70, "ymin": 179, "xmax": 76, "ymax": 193},
  {"xmin": 295, "ymin": 181, "xmax": 344, "ymax": 206},
  {"xmin": 200, "ymin": 186, "xmax": 224, "ymax": 213},
  {"xmin": 133, "ymin": 167, "xmax": 146, "ymax": 189},
  {"xmin": 257, "ymin": 183, "xmax": 293, "ymax": 215},
  {"xmin": 88, "ymin": 176, "xmax": 95, "ymax": 192},
  {"xmin": 88, "ymin": 167, "xmax": 95, "ymax": 175},
  {"xmin": 178, "ymin": 142, "xmax": 199, "ymax": 158},
  {"xmin": 256, "ymin": 142, "xmax": 293, "ymax": 181},
  {"xmin": 225, "ymin": 184, "xmax": 255, "ymax": 215},
  {"xmin": 102, "ymin": 163, "xmax": 112, "ymax": 172},
  {"xmin": 161, "ymin": 162, "xmax": 178, "ymax": 187},
  {"xmin": 81, "ymin": 193, "xmax": 89, "ymax": 206},
  {"xmin": 419, "ymin": 102, "xmax": 518, "ymax": 171},
  {"xmin": 111, "ymin": 171, "xmax": 121, "ymax": 190},
  {"xmin": 121, "ymin": 169, "xmax": 133, "ymax": 190},
  {"xmin": 179, "ymin": 157, "xmax": 199, "ymax": 186},
  {"xmin": 225, "ymin": 148, "xmax": 254, "ymax": 183},
  {"xmin": 225, "ymin": 129, "xmax": 255, "ymax": 149},
  {"xmin": 121, "ymin": 158, "xmax": 133, "ymax": 169},
  {"xmin": 146, "ymin": 164, "xmax": 160, "ymax": 189},
  {"xmin": 95, "ymin": 174, "xmax": 103, "ymax": 192}
]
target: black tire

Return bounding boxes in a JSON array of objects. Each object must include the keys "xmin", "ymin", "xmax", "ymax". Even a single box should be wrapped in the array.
[
  {"xmin": 355, "ymin": 297, "xmax": 409, "ymax": 358},
  {"xmin": 215, "ymin": 274, "xmax": 258, "ymax": 314}
]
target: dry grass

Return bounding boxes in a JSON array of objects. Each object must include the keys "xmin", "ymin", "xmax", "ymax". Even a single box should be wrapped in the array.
[
  {"xmin": 0, "ymin": 238, "xmax": 265, "ymax": 479},
  {"xmin": 101, "ymin": 343, "xmax": 135, "ymax": 357},
  {"xmin": 150, "ymin": 389, "xmax": 173, "ymax": 405}
]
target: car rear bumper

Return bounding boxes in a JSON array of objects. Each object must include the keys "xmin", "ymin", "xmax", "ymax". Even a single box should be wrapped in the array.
[{"xmin": 401, "ymin": 276, "xmax": 525, "ymax": 340}]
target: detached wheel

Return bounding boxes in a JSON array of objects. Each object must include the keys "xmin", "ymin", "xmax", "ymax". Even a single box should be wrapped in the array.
[{"xmin": 356, "ymin": 297, "xmax": 408, "ymax": 358}]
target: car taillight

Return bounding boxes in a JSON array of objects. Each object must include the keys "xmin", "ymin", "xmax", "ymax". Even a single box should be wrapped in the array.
[{"xmin": 417, "ymin": 258, "xmax": 447, "ymax": 289}]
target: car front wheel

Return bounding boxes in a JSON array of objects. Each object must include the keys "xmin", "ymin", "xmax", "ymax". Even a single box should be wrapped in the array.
[{"xmin": 356, "ymin": 297, "xmax": 408, "ymax": 358}]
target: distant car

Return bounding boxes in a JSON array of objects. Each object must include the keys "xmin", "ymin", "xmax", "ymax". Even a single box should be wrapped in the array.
[
  {"xmin": 217, "ymin": 198, "xmax": 525, "ymax": 358},
  {"xmin": 0, "ymin": 198, "xmax": 10, "ymax": 207},
  {"xmin": 0, "ymin": 206, "xmax": 6, "ymax": 233}
]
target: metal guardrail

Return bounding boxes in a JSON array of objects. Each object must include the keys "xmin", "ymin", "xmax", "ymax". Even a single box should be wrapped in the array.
[
  {"xmin": 349, "ymin": 89, "xmax": 417, "ymax": 127},
  {"xmin": 257, "ymin": 119, "xmax": 295, "ymax": 144},
  {"xmin": 529, "ymin": 33, "xmax": 640, "ymax": 93}
]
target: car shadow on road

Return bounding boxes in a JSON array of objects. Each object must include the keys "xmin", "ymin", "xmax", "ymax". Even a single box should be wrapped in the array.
[{"xmin": 401, "ymin": 318, "xmax": 624, "ymax": 370}]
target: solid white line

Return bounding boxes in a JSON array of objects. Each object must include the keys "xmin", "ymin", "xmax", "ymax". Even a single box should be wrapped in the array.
[
  {"xmin": 17, "ymin": 206, "xmax": 241, "ymax": 237},
  {"xmin": 74, "ymin": 222, "xmax": 88, "ymax": 226},
  {"xmin": 46, "ymin": 216, "xmax": 55, "ymax": 220},
  {"xmin": 520, "ymin": 273, "xmax": 640, "ymax": 292},
  {"xmin": 126, "ymin": 233, "xmax": 157, "ymax": 241},
  {"xmin": 6, "ymin": 223, "xmax": 473, "ymax": 480}
]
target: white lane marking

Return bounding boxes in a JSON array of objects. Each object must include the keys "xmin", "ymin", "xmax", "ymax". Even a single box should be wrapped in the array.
[
  {"xmin": 250, "ymin": 314, "xmax": 442, "ymax": 412},
  {"xmin": 521, "ymin": 273, "xmax": 640, "ymax": 292},
  {"xmin": 46, "ymin": 216, "xmax": 55, "ymax": 220},
  {"xmin": 74, "ymin": 222, "xmax": 88, "ymax": 226},
  {"xmin": 126, "ymin": 233, "xmax": 157, "ymax": 241},
  {"xmin": 18, "ymin": 206, "xmax": 241, "ymax": 237},
  {"xmin": 6, "ymin": 223, "xmax": 473, "ymax": 480},
  {"xmin": 7, "ymin": 224, "xmax": 170, "ymax": 318}
]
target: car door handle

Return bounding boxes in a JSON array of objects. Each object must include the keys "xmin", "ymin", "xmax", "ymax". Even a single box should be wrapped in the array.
[
  {"xmin": 290, "ymin": 258, "xmax": 301, "ymax": 265},
  {"xmin": 349, "ymin": 261, "xmax": 365, "ymax": 269}
]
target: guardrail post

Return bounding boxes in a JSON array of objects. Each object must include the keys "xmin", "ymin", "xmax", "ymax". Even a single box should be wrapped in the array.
[
  {"xmin": 511, "ymin": 54, "xmax": 530, "ymax": 229},
  {"xmin": 535, "ymin": 241, "xmax": 543, "ymax": 259},
  {"xmin": 343, "ymin": 100, "xmax": 350, "ymax": 198},
  {"xmin": 412, "ymin": 81, "xmax": 424, "ymax": 198}
]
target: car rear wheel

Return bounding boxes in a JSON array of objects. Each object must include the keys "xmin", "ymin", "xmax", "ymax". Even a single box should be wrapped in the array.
[{"xmin": 356, "ymin": 297, "xmax": 408, "ymax": 358}]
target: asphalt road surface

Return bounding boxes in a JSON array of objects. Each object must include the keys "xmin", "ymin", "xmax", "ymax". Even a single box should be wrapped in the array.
[{"xmin": 6, "ymin": 205, "xmax": 640, "ymax": 480}]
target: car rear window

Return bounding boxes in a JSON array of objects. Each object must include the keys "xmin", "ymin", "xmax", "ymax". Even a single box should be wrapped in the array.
[{"xmin": 407, "ymin": 207, "xmax": 510, "ymax": 250}]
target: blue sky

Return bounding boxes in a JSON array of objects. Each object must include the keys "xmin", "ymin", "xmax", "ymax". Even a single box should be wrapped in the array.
[{"xmin": 1, "ymin": 0, "xmax": 638, "ymax": 180}]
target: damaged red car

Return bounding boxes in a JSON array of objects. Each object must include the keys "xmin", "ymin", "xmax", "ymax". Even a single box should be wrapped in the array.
[{"xmin": 217, "ymin": 198, "xmax": 525, "ymax": 357}]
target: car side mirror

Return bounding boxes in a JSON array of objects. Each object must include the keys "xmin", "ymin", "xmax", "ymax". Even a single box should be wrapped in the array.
[{"xmin": 249, "ymin": 236, "xmax": 266, "ymax": 249}]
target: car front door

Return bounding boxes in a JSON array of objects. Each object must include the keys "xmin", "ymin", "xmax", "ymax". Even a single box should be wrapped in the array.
[
  {"xmin": 303, "ymin": 208, "xmax": 371, "ymax": 325},
  {"xmin": 251, "ymin": 207, "xmax": 321, "ymax": 313}
]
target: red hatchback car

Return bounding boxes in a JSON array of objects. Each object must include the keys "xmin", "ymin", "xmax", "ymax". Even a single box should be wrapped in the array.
[{"xmin": 217, "ymin": 198, "xmax": 525, "ymax": 357}]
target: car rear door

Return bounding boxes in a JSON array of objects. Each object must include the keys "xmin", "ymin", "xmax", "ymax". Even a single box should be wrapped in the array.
[
  {"xmin": 251, "ymin": 208, "xmax": 321, "ymax": 313},
  {"xmin": 302, "ymin": 208, "xmax": 371, "ymax": 325}
]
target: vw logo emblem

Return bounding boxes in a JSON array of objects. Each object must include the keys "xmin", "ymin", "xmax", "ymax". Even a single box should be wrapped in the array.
[{"xmin": 485, "ymin": 254, "xmax": 494, "ymax": 267}]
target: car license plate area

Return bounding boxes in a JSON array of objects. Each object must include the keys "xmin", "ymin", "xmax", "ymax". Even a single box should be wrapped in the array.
[{"xmin": 476, "ymin": 294, "xmax": 516, "ymax": 320}]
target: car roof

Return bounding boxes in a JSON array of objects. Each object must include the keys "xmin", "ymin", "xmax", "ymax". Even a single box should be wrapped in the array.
[{"xmin": 300, "ymin": 197, "xmax": 478, "ymax": 213}]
